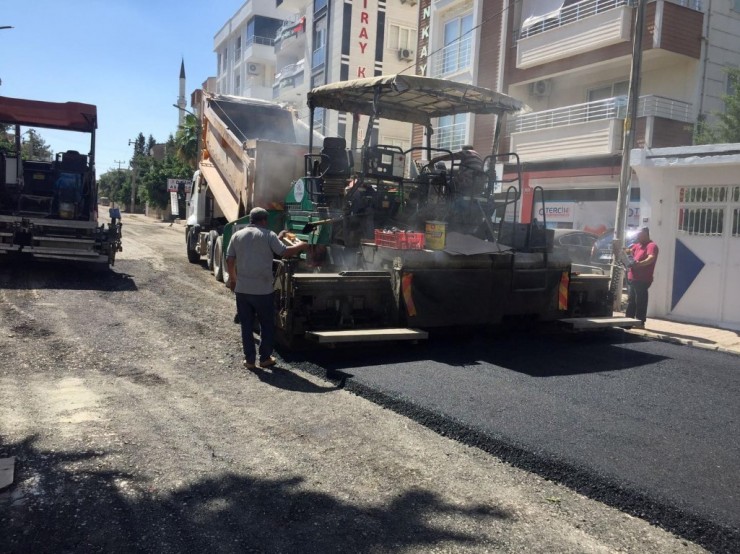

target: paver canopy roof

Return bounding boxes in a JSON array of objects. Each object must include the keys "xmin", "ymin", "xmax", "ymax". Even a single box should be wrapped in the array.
[
  {"xmin": 0, "ymin": 96, "xmax": 97, "ymax": 132},
  {"xmin": 307, "ymin": 74, "xmax": 525, "ymax": 126}
]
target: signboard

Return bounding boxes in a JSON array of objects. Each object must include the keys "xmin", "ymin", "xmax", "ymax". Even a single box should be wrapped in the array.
[
  {"xmin": 167, "ymin": 178, "xmax": 189, "ymax": 193},
  {"xmin": 170, "ymin": 192, "xmax": 179, "ymax": 216},
  {"xmin": 534, "ymin": 201, "xmax": 574, "ymax": 224}
]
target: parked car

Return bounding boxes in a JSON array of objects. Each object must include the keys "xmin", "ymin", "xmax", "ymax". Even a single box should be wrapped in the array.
[
  {"xmin": 551, "ymin": 229, "xmax": 599, "ymax": 266},
  {"xmin": 590, "ymin": 228, "xmax": 641, "ymax": 268}
]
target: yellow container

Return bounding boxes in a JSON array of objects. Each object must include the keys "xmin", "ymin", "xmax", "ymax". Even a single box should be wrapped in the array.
[
  {"xmin": 59, "ymin": 202, "xmax": 76, "ymax": 219},
  {"xmin": 425, "ymin": 220, "xmax": 447, "ymax": 250}
]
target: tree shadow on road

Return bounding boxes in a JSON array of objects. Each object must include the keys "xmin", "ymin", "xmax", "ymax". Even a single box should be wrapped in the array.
[{"xmin": 1, "ymin": 435, "xmax": 511, "ymax": 553}]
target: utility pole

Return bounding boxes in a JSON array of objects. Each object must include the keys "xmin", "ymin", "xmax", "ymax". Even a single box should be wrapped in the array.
[
  {"xmin": 610, "ymin": 0, "xmax": 647, "ymax": 309},
  {"xmin": 113, "ymin": 160, "xmax": 126, "ymax": 171}
]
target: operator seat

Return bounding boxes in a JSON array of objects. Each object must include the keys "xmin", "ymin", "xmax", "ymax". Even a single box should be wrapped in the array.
[{"xmin": 319, "ymin": 137, "xmax": 352, "ymax": 178}]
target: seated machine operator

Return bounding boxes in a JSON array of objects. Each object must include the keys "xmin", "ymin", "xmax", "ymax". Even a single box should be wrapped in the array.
[{"xmin": 430, "ymin": 145, "xmax": 485, "ymax": 199}]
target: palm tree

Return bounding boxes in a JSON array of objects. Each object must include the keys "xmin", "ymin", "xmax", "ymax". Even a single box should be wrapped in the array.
[{"xmin": 175, "ymin": 114, "xmax": 200, "ymax": 169}]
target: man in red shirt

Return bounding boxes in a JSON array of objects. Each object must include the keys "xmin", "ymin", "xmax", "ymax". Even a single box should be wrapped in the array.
[{"xmin": 625, "ymin": 227, "xmax": 659, "ymax": 327}]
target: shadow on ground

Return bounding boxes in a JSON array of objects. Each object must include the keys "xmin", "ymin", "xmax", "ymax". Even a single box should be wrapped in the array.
[
  {"xmin": 282, "ymin": 328, "xmax": 669, "ymax": 378},
  {"xmin": 1, "ymin": 436, "xmax": 511, "ymax": 553},
  {"xmin": 0, "ymin": 259, "xmax": 137, "ymax": 292}
]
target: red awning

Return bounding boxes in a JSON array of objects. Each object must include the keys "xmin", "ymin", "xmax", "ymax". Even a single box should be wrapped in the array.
[{"xmin": 0, "ymin": 96, "xmax": 97, "ymax": 132}]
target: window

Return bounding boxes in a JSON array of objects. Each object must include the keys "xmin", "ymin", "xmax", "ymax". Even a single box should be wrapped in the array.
[
  {"xmin": 217, "ymin": 53, "xmax": 222, "ymax": 74},
  {"xmin": 587, "ymin": 81, "xmax": 629, "ymax": 120},
  {"xmin": 235, "ymin": 74, "xmax": 241, "ymax": 95},
  {"xmin": 435, "ymin": 114, "xmax": 468, "ymax": 152},
  {"xmin": 235, "ymin": 36, "xmax": 242, "ymax": 60},
  {"xmin": 442, "ymin": 14, "xmax": 473, "ymax": 75},
  {"xmin": 388, "ymin": 24, "xmax": 416, "ymax": 51},
  {"xmin": 677, "ymin": 186, "xmax": 728, "ymax": 236},
  {"xmin": 727, "ymin": 69, "xmax": 739, "ymax": 95},
  {"xmin": 222, "ymin": 48, "xmax": 228, "ymax": 71},
  {"xmin": 312, "ymin": 26, "xmax": 326, "ymax": 69}
]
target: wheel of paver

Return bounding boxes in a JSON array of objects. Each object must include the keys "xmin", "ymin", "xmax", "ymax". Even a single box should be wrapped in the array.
[
  {"xmin": 213, "ymin": 236, "xmax": 225, "ymax": 282},
  {"xmin": 207, "ymin": 230, "xmax": 218, "ymax": 271},
  {"xmin": 186, "ymin": 228, "xmax": 200, "ymax": 264}
]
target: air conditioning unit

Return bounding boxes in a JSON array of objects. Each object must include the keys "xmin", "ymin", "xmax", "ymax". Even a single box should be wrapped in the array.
[
  {"xmin": 400, "ymin": 0, "xmax": 418, "ymax": 5},
  {"xmin": 529, "ymin": 79, "xmax": 552, "ymax": 97},
  {"xmin": 398, "ymin": 48, "xmax": 414, "ymax": 61},
  {"xmin": 247, "ymin": 63, "xmax": 263, "ymax": 75}
]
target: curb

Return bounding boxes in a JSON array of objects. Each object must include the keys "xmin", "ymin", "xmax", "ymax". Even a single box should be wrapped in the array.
[{"xmin": 626, "ymin": 329, "xmax": 739, "ymax": 356}]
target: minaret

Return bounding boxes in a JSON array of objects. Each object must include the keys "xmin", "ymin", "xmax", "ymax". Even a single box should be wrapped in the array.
[{"xmin": 177, "ymin": 58, "xmax": 186, "ymax": 127}]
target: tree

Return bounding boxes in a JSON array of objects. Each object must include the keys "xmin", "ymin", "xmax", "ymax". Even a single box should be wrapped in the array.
[
  {"xmin": 146, "ymin": 135, "xmax": 157, "ymax": 156},
  {"xmin": 137, "ymin": 135, "xmax": 192, "ymax": 211},
  {"xmin": 21, "ymin": 129, "xmax": 53, "ymax": 160},
  {"xmin": 0, "ymin": 124, "xmax": 13, "ymax": 153},
  {"xmin": 98, "ymin": 168, "xmax": 131, "ymax": 206},
  {"xmin": 174, "ymin": 114, "xmax": 200, "ymax": 169},
  {"xmin": 694, "ymin": 68, "xmax": 740, "ymax": 144},
  {"xmin": 131, "ymin": 132, "xmax": 147, "ymax": 161}
]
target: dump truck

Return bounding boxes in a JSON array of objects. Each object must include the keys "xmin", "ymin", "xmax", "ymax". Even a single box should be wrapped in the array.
[
  {"xmin": 0, "ymin": 95, "xmax": 122, "ymax": 266},
  {"xmin": 184, "ymin": 94, "xmax": 314, "ymax": 281}
]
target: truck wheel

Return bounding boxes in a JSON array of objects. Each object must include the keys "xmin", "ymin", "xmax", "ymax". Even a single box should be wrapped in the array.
[
  {"xmin": 213, "ymin": 236, "xmax": 225, "ymax": 282},
  {"xmin": 207, "ymin": 230, "xmax": 218, "ymax": 271},
  {"xmin": 186, "ymin": 228, "xmax": 200, "ymax": 264}
]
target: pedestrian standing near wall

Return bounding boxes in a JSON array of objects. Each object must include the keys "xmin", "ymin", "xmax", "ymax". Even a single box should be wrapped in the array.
[
  {"xmin": 226, "ymin": 207, "xmax": 308, "ymax": 369},
  {"xmin": 625, "ymin": 227, "xmax": 659, "ymax": 327}
]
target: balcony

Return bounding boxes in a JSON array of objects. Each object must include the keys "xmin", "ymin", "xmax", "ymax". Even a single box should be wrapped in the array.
[
  {"xmin": 428, "ymin": 35, "xmax": 473, "ymax": 79},
  {"xmin": 244, "ymin": 35, "xmax": 276, "ymax": 64},
  {"xmin": 508, "ymin": 95, "xmax": 693, "ymax": 161},
  {"xmin": 272, "ymin": 61, "xmax": 306, "ymax": 99},
  {"xmin": 274, "ymin": 17, "xmax": 306, "ymax": 57},
  {"xmin": 512, "ymin": 0, "xmax": 703, "ymax": 75}
]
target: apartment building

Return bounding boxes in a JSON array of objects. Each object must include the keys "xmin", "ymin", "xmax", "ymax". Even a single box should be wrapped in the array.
[
  {"xmin": 213, "ymin": 0, "xmax": 419, "ymax": 146},
  {"xmin": 502, "ymin": 0, "xmax": 740, "ymax": 232}
]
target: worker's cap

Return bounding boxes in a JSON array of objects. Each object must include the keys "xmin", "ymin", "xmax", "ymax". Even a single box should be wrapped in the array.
[{"xmin": 249, "ymin": 207, "xmax": 269, "ymax": 223}]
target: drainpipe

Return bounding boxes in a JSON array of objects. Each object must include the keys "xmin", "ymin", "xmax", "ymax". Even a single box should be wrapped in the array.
[{"xmin": 697, "ymin": 0, "xmax": 712, "ymax": 126}]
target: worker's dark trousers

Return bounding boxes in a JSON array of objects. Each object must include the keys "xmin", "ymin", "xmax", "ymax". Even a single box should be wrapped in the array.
[
  {"xmin": 235, "ymin": 292, "xmax": 275, "ymax": 363},
  {"xmin": 626, "ymin": 280, "xmax": 651, "ymax": 323}
]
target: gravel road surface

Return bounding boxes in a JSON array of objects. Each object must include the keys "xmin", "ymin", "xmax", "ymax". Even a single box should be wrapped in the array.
[{"xmin": 0, "ymin": 213, "xmax": 714, "ymax": 553}]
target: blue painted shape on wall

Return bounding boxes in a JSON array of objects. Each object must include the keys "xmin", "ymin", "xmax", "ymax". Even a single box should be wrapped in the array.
[{"xmin": 672, "ymin": 238, "xmax": 705, "ymax": 310}]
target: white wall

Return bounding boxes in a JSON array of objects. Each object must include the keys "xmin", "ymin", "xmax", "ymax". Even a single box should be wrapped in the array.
[{"xmin": 632, "ymin": 144, "xmax": 740, "ymax": 330}]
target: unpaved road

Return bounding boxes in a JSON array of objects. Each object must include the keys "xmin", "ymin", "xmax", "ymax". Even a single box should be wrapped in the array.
[{"xmin": 0, "ymin": 213, "xmax": 708, "ymax": 553}]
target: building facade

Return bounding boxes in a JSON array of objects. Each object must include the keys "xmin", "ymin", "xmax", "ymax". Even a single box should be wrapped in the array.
[
  {"xmin": 214, "ymin": 0, "xmax": 419, "ymax": 145},
  {"xmin": 501, "ymin": 0, "xmax": 740, "ymax": 231}
]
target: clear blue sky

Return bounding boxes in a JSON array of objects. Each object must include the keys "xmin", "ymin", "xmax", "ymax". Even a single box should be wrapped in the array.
[{"xmin": 1, "ymin": 0, "xmax": 244, "ymax": 175}]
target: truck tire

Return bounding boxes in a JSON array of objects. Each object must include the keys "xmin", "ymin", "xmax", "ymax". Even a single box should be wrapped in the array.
[
  {"xmin": 186, "ymin": 228, "xmax": 200, "ymax": 264},
  {"xmin": 207, "ymin": 230, "xmax": 218, "ymax": 271},
  {"xmin": 213, "ymin": 236, "xmax": 225, "ymax": 282}
]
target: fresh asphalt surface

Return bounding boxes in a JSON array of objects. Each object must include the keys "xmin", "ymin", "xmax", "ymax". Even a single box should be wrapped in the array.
[{"xmin": 287, "ymin": 329, "xmax": 740, "ymax": 552}]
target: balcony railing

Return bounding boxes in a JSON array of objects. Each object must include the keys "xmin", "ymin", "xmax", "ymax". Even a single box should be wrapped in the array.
[
  {"xmin": 517, "ymin": 0, "xmax": 701, "ymax": 40},
  {"xmin": 507, "ymin": 95, "xmax": 692, "ymax": 134},
  {"xmin": 429, "ymin": 35, "xmax": 472, "ymax": 78},
  {"xmin": 245, "ymin": 35, "xmax": 275, "ymax": 48}
]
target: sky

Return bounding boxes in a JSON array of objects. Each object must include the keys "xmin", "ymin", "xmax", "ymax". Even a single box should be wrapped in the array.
[{"xmin": 1, "ymin": 0, "xmax": 245, "ymax": 175}]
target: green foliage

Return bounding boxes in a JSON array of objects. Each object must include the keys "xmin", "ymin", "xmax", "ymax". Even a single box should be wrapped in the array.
[
  {"xmin": 20, "ymin": 129, "xmax": 53, "ymax": 161},
  {"xmin": 131, "ymin": 133, "xmax": 147, "ymax": 161},
  {"xmin": 694, "ymin": 68, "xmax": 740, "ymax": 145},
  {"xmin": 146, "ymin": 135, "xmax": 157, "ymax": 155},
  {"xmin": 174, "ymin": 114, "xmax": 200, "ymax": 170},
  {"xmin": 98, "ymin": 168, "xmax": 131, "ymax": 206},
  {"xmin": 137, "ymin": 144, "xmax": 192, "ymax": 211},
  {"xmin": 0, "ymin": 124, "xmax": 13, "ymax": 153}
]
